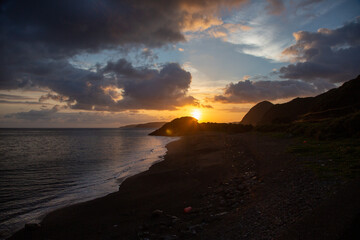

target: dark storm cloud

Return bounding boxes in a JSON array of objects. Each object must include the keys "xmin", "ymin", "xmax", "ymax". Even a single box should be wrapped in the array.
[
  {"xmin": 101, "ymin": 60, "xmax": 196, "ymax": 110},
  {"xmin": 1, "ymin": 0, "xmax": 246, "ymax": 52},
  {"xmin": 0, "ymin": 0, "xmax": 247, "ymax": 65},
  {"xmin": 280, "ymin": 19, "xmax": 360, "ymax": 82},
  {"xmin": 214, "ymin": 79, "xmax": 334, "ymax": 103},
  {"xmin": 12, "ymin": 58, "xmax": 196, "ymax": 111},
  {"xmin": 0, "ymin": 0, "xmax": 246, "ymax": 110},
  {"xmin": 1, "ymin": 0, "xmax": 183, "ymax": 55}
]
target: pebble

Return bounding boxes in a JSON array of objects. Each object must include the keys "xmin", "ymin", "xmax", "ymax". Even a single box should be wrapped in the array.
[
  {"xmin": 214, "ymin": 211, "xmax": 228, "ymax": 217},
  {"xmin": 162, "ymin": 234, "xmax": 178, "ymax": 240},
  {"xmin": 152, "ymin": 209, "xmax": 164, "ymax": 218}
]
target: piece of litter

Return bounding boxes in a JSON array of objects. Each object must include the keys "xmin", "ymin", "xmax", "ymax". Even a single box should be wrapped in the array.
[{"xmin": 184, "ymin": 206, "xmax": 192, "ymax": 213}]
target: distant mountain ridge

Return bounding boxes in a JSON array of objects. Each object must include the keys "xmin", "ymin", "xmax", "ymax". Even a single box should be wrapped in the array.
[
  {"xmin": 241, "ymin": 75, "xmax": 360, "ymax": 125},
  {"xmin": 120, "ymin": 122, "xmax": 167, "ymax": 129}
]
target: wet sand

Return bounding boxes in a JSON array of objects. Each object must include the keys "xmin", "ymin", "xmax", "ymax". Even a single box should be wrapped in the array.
[{"xmin": 9, "ymin": 132, "xmax": 360, "ymax": 239}]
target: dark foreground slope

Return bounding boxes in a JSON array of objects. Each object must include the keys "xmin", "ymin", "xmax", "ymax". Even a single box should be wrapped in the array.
[
  {"xmin": 242, "ymin": 75, "xmax": 360, "ymax": 125},
  {"xmin": 10, "ymin": 132, "xmax": 360, "ymax": 240}
]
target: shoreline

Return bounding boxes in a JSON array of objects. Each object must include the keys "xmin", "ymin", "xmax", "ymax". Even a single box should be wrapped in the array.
[
  {"xmin": 9, "ymin": 132, "xmax": 360, "ymax": 239},
  {"xmin": 2, "ymin": 130, "xmax": 176, "ymax": 239}
]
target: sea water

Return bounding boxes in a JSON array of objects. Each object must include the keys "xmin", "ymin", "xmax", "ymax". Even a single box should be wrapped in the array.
[{"xmin": 0, "ymin": 128, "xmax": 176, "ymax": 238}]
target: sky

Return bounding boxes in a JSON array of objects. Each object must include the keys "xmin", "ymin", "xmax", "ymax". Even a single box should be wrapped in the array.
[{"xmin": 0, "ymin": 0, "xmax": 359, "ymax": 127}]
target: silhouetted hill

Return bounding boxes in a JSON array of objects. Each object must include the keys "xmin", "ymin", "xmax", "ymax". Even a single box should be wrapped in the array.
[
  {"xmin": 149, "ymin": 117, "xmax": 199, "ymax": 136},
  {"xmin": 243, "ymin": 75, "xmax": 360, "ymax": 125},
  {"xmin": 150, "ymin": 117, "xmax": 253, "ymax": 136},
  {"xmin": 310, "ymin": 76, "xmax": 360, "ymax": 112},
  {"xmin": 120, "ymin": 122, "xmax": 167, "ymax": 129},
  {"xmin": 299, "ymin": 106, "xmax": 358, "ymax": 122},
  {"xmin": 241, "ymin": 101, "xmax": 273, "ymax": 125},
  {"xmin": 259, "ymin": 97, "xmax": 314, "ymax": 124}
]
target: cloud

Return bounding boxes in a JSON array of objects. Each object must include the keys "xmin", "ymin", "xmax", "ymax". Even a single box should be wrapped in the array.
[
  {"xmin": 266, "ymin": 0, "xmax": 285, "ymax": 15},
  {"xmin": 214, "ymin": 78, "xmax": 334, "ymax": 103},
  {"xmin": 0, "ymin": 94, "xmax": 34, "ymax": 100},
  {"xmin": 1, "ymin": 56, "xmax": 197, "ymax": 111},
  {"xmin": 207, "ymin": 23, "xmax": 252, "ymax": 39},
  {"xmin": 191, "ymin": 103, "xmax": 213, "ymax": 109},
  {"xmin": 0, "ymin": 100, "xmax": 47, "ymax": 105},
  {"xmin": 0, "ymin": 93, "xmax": 46, "ymax": 104},
  {"xmin": 34, "ymin": 59, "xmax": 196, "ymax": 111},
  {"xmin": 39, "ymin": 93, "xmax": 70, "ymax": 103},
  {"xmin": 224, "ymin": 14, "xmax": 291, "ymax": 61},
  {"xmin": 1, "ymin": 0, "xmax": 247, "ymax": 55},
  {"xmin": 101, "ymin": 60, "xmax": 197, "ymax": 110},
  {"xmin": 2, "ymin": 108, "xmax": 160, "ymax": 127},
  {"xmin": 214, "ymin": 18, "xmax": 359, "ymax": 104},
  {"xmin": 221, "ymin": 106, "xmax": 250, "ymax": 112},
  {"xmin": 296, "ymin": 0, "xmax": 325, "ymax": 9},
  {"xmin": 4, "ymin": 106, "xmax": 62, "ymax": 121},
  {"xmin": 280, "ymin": 18, "xmax": 360, "ymax": 82},
  {"xmin": 1, "ymin": 0, "xmax": 248, "ymax": 112},
  {"xmin": 207, "ymin": 0, "xmax": 345, "ymax": 62}
]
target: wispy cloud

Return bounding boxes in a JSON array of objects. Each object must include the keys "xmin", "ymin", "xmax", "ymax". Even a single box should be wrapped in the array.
[
  {"xmin": 203, "ymin": 0, "xmax": 345, "ymax": 62},
  {"xmin": 0, "ymin": 94, "xmax": 35, "ymax": 100},
  {"xmin": 222, "ymin": 4, "xmax": 291, "ymax": 61},
  {"xmin": 0, "ymin": 100, "xmax": 48, "ymax": 105},
  {"xmin": 220, "ymin": 106, "xmax": 250, "ymax": 112}
]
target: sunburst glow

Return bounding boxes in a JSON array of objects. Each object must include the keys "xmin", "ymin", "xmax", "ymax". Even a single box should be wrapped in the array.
[{"xmin": 191, "ymin": 109, "xmax": 202, "ymax": 121}]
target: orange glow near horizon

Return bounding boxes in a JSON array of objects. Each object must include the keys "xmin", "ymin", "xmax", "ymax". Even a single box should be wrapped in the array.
[
  {"xmin": 158, "ymin": 102, "xmax": 252, "ymax": 124},
  {"xmin": 191, "ymin": 109, "xmax": 202, "ymax": 121}
]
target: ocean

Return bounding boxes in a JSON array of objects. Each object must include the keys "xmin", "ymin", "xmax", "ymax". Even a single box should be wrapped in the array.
[{"xmin": 0, "ymin": 128, "xmax": 176, "ymax": 238}]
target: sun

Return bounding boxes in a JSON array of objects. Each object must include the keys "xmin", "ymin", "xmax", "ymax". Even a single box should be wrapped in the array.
[{"xmin": 191, "ymin": 109, "xmax": 202, "ymax": 121}]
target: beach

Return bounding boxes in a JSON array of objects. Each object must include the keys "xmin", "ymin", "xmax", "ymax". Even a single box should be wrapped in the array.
[
  {"xmin": 0, "ymin": 128, "xmax": 175, "ymax": 238},
  {"xmin": 10, "ymin": 132, "xmax": 360, "ymax": 240}
]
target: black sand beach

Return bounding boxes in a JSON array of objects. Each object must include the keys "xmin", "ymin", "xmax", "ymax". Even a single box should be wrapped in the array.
[{"xmin": 10, "ymin": 132, "xmax": 360, "ymax": 239}]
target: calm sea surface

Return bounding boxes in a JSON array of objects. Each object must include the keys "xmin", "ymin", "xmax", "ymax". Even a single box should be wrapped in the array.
[{"xmin": 0, "ymin": 128, "xmax": 176, "ymax": 237}]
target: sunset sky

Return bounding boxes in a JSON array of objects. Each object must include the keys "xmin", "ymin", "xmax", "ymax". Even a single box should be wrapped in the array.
[{"xmin": 1, "ymin": 0, "xmax": 359, "ymax": 127}]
